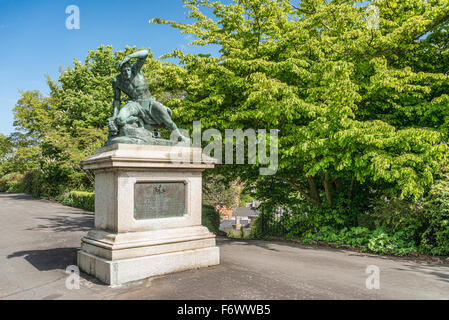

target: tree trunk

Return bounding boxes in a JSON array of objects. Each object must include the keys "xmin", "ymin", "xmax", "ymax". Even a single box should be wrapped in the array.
[
  {"xmin": 323, "ymin": 173, "xmax": 332, "ymax": 206},
  {"xmin": 307, "ymin": 175, "xmax": 321, "ymax": 204}
]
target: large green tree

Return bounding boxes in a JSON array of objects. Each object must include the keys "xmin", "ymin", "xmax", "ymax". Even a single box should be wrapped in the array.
[{"xmin": 152, "ymin": 0, "xmax": 449, "ymax": 219}]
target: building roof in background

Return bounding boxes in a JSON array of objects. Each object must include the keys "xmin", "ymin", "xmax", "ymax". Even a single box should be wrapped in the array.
[
  {"xmin": 219, "ymin": 219, "xmax": 251, "ymax": 232},
  {"xmin": 233, "ymin": 207, "xmax": 260, "ymax": 217},
  {"xmin": 219, "ymin": 219, "xmax": 234, "ymax": 232}
]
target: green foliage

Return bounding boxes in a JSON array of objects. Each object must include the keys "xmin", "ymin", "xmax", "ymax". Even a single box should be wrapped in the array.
[
  {"xmin": 250, "ymin": 209, "xmax": 288, "ymax": 238},
  {"xmin": 150, "ymin": 0, "xmax": 449, "ymax": 257},
  {"xmin": 202, "ymin": 174, "xmax": 237, "ymax": 208},
  {"xmin": 227, "ymin": 227, "xmax": 250, "ymax": 239},
  {"xmin": 359, "ymin": 171, "xmax": 449, "ymax": 255},
  {"xmin": 202, "ymin": 204, "xmax": 221, "ymax": 233},
  {"xmin": 61, "ymin": 191, "xmax": 95, "ymax": 212},
  {"xmin": 285, "ymin": 203, "xmax": 353, "ymax": 237},
  {"xmin": 0, "ymin": 173, "xmax": 25, "ymax": 193},
  {"xmin": 366, "ymin": 229, "xmax": 417, "ymax": 256},
  {"xmin": 20, "ymin": 171, "xmax": 43, "ymax": 198},
  {"xmin": 252, "ymin": 170, "xmax": 449, "ymax": 256},
  {"xmin": 301, "ymin": 226, "xmax": 417, "ymax": 256},
  {"xmin": 302, "ymin": 226, "xmax": 368, "ymax": 246},
  {"xmin": 238, "ymin": 191, "xmax": 254, "ymax": 207},
  {"xmin": 227, "ymin": 230, "xmax": 240, "ymax": 239},
  {"xmin": 0, "ymin": 134, "xmax": 11, "ymax": 157},
  {"xmin": 152, "ymin": 0, "xmax": 449, "ymax": 207},
  {"xmin": 11, "ymin": 170, "xmax": 70, "ymax": 199},
  {"xmin": 249, "ymin": 213, "xmax": 267, "ymax": 239},
  {"xmin": 419, "ymin": 171, "xmax": 449, "ymax": 255},
  {"xmin": 0, "ymin": 134, "xmax": 12, "ymax": 175}
]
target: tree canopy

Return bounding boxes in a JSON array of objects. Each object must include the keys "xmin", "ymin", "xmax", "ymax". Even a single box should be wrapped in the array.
[{"xmin": 150, "ymin": 0, "xmax": 449, "ymax": 214}]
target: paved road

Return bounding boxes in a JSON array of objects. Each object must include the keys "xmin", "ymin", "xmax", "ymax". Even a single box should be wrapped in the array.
[{"xmin": 0, "ymin": 193, "xmax": 448, "ymax": 300}]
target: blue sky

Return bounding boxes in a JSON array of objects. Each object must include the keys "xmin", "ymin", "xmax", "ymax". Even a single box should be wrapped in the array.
[{"xmin": 0, "ymin": 0, "xmax": 219, "ymax": 135}]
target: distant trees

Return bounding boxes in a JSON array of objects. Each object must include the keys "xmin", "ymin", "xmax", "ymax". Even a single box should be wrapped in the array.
[{"xmin": 0, "ymin": 133, "xmax": 12, "ymax": 175}]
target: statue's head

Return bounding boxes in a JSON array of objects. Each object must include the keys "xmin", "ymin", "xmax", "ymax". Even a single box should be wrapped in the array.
[{"xmin": 119, "ymin": 61, "xmax": 132, "ymax": 80}]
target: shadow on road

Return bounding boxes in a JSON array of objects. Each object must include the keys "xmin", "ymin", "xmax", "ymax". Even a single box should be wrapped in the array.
[
  {"xmin": 393, "ymin": 264, "xmax": 449, "ymax": 284},
  {"xmin": 26, "ymin": 215, "xmax": 94, "ymax": 232},
  {"xmin": 7, "ymin": 247, "xmax": 79, "ymax": 271},
  {"xmin": 0, "ymin": 193, "xmax": 36, "ymax": 201},
  {"xmin": 217, "ymin": 237, "xmax": 350, "ymax": 254}
]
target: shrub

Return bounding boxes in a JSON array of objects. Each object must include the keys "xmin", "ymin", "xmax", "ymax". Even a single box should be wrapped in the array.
[
  {"xmin": 202, "ymin": 204, "xmax": 220, "ymax": 234},
  {"xmin": 227, "ymin": 228, "xmax": 250, "ymax": 239},
  {"xmin": 61, "ymin": 191, "xmax": 95, "ymax": 212},
  {"xmin": 282, "ymin": 202, "xmax": 352, "ymax": 239},
  {"xmin": 227, "ymin": 229, "xmax": 241, "ymax": 238},
  {"xmin": 302, "ymin": 226, "xmax": 372, "ymax": 248},
  {"xmin": 0, "ymin": 170, "xmax": 70, "ymax": 199},
  {"xmin": 21, "ymin": 170, "xmax": 46, "ymax": 198},
  {"xmin": 366, "ymin": 229, "xmax": 417, "ymax": 256},
  {"xmin": 302, "ymin": 226, "xmax": 417, "ymax": 256},
  {"xmin": 363, "ymin": 198, "xmax": 422, "ymax": 243},
  {"xmin": 362, "ymin": 172, "xmax": 449, "ymax": 256},
  {"xmin": 6, "ymin": 180, "xmax": 22, "ymax": 193},
  {"xmin": 0, "ymin": 172, "xmax": 25, "ymax": 193},
  {"xmin": 418, "ymin": 172, "xmax": 449, "ymax": 255}
]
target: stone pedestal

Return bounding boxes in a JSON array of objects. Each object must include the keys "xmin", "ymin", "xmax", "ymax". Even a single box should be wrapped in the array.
[{"xmin": 77, "ymin": 144, "xmax": 220, "ymax": 286}]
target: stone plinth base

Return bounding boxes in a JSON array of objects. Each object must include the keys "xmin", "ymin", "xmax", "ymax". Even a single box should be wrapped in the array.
[
  {"xmin": 78, "ymin": 248, "xmax": 219, "ymax": 287},
  {"xmin": 78, "ymin": 239, "xmax": 219, "ymax": 286},
  {"xmin": 77, "ymin": 144, "xmax": 220, "ymax": 286},
  {"xmin": 78, "ymin": 225, "xmax": 219, "ymax": 286}
]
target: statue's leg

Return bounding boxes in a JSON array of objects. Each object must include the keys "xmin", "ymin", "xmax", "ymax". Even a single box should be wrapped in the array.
[
  {"xmin": 149, "ymin": 100, "xmax": 178, "ymax": 131},
  {"xmin": 150, "ymin": 100, "xmax": 190, "ymax": 142},
  {"xmin": 116, "ymin": 102, "xmax": 142, "ymax": 128}
]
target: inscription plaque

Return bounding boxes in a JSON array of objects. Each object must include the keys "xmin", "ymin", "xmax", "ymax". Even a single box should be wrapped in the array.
[{"xmin": 134, "ymin": 182, "xmax": 186, "ymax": 220}]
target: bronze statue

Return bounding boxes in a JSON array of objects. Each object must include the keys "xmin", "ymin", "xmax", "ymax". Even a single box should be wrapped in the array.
[{"xmin": 106, "ymin": 49, "xmax": 190, "ymax": 146}]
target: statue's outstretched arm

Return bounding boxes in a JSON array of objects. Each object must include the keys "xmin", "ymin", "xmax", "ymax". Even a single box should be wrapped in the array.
[
  {"xmin": 127, "ymin": 50, "xmax": 149, "ymax": 74},
  {"xmin": 117, "ymin": 50, "xmax": 149, "ymax": 72}
]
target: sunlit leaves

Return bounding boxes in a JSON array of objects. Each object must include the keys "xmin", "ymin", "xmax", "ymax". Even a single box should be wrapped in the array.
[{"xmin": 152, "ymin": 0, "xmax": 449, "ymax": 203}]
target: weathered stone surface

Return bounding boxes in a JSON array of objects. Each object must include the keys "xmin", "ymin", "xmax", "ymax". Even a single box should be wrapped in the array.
[
  {"xmin": 78, "ymin": 247, "xmax": 220, "ymax": 287},
  {"xmin": 80, "ymin": 143, "xmax": 215, "ymax": 171}
]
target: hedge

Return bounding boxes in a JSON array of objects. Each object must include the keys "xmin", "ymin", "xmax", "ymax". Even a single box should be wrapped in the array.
[
  {"xmin": 61, "ymin": 191, "xmax": 95, "ymax": 212},
  {"xmin": 202, "ymin": 204, "xmax": 221, "ymax": 234},
  {"xmin": 0, "ymin": 172, "xmax": 25, "ymax": 193}
]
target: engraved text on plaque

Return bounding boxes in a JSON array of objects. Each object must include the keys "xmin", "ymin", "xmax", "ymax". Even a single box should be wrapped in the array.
[{"xmin": 134, "ymin": 182, "xmax": 186, "ymax": 220}]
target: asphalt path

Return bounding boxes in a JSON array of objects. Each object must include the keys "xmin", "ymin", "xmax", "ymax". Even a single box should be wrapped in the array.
[{"xmin": 0, "ymin": 193, "xmax": 448, "ymax": 300}]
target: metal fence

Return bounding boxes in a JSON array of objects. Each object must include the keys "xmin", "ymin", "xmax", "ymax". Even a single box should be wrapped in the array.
[{"xmin": 256, "ymin": 211, "xmax": 288, "ymax": 237}]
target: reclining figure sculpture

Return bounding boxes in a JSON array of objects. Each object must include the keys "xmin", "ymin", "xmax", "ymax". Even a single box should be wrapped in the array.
[{"xmin": 105, "ymin": 49, "xmax": 190, "ymax": 146}]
